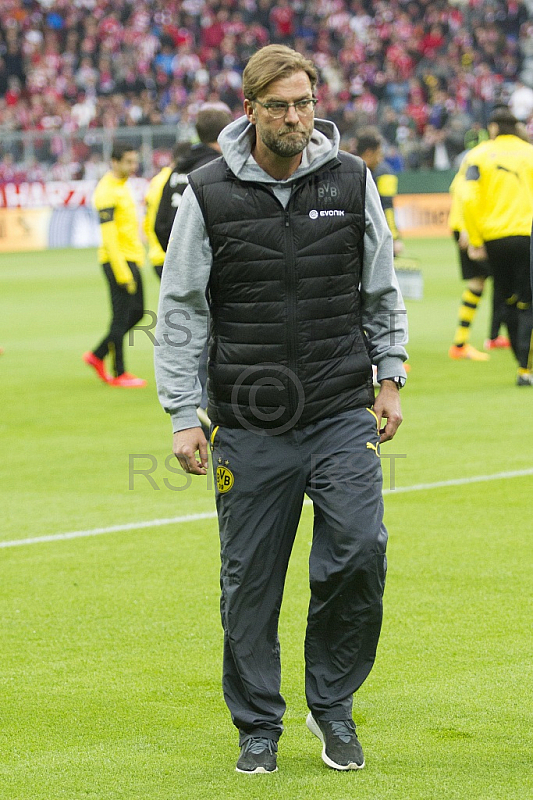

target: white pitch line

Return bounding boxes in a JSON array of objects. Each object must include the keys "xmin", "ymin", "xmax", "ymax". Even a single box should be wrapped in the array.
[
  {"xmin": 382, "ymin": 467, "xmax": 533, "ymax": 495},
  {"xmin": 0, "ymin": 511, "xmax": 218, "ymax": 549},
  {"xmin": 1, "ymin": 468, "xmax": 532, "ymax": 550}
]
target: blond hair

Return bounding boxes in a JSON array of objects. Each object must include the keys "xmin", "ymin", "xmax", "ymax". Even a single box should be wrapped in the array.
[{"xmin": 242, "ymin": 45, "xmax": 318, "ymax": 101}]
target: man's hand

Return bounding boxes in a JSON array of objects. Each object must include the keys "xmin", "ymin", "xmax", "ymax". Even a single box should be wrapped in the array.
[
  {"xmin": 374, "ymin": 380, "xmax": 403, "ymax": 443},
  {"xmin": 393, "ymin": 239, "xmax": 404, "ymax": 257},
  {"xmin": 467, "ymin": 244, "xmax": 487, "ymax": 262},
  {"xmin": 173, "ymin": 427, "xmax": 208, "ymax": 475},
  {"xmin": 458, "ymin": 230, "xmax": 469, "ymax": 250}
]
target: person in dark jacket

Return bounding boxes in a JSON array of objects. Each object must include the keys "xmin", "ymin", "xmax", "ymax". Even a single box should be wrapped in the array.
[
  {"xmin": 154, "ymin": 105, "xmax": 233, "ymax": 252},
  {"xmin": 155, "ymin": 45, "xmax": 408, "ymax": 776},
  {"xmin": 155, "ymin": 105, "xmax": 232, "ymax": 420}
]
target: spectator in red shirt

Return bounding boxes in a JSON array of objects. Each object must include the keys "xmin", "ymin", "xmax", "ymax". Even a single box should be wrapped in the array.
[
  {"xmin": 421, "ymin": 24, "xmax": 446, "ymax": 58},
  {"xmin": 5, "ymin": 76, "xmax": 22, "ymax": 107},
  {"xmin": 269, "ymin": 0, "xmax": 295, "ymax": 44}
]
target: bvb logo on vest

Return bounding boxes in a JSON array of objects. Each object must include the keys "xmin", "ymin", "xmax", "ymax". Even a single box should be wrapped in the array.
[
  {"xmin": 317, "ymin": 181, "xmax": 339, "ymax": 205},
  {"xmin": 216, "ymin": 465, "xmax": 234, "ymax": 494}
]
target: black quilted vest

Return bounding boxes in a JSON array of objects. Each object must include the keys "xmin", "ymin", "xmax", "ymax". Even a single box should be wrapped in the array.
[{"xmin": 189, "ymin": 151, "xmax": 374, "ymax": 431}]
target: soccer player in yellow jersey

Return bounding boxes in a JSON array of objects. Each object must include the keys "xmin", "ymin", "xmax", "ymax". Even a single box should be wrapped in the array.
[
  {"xmin": 83, "ymin": 142, "xmax": 147, "ymax": 388},
  {"xmin": 448, "ymin": 162, "xmax": 486, "ymax": 359},
  {"xmin": 448, "ymin": 159, "xmax": 501, "ymax": 361},
  {"xmin": 143, "ymin": 162, "xmax": 172, "ymax": 281},
  {"xmin": 142, "ymin": 142, "xmax": 191, "ymax": 280},
  {"xmin": 462, "ymin": 107, "xmax": 533, "ymax": 386}
]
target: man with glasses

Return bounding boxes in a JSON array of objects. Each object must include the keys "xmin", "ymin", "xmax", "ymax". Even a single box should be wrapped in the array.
[{"xmin": 155, "ymin": 45, "xmax": 408, "ymax": 774}]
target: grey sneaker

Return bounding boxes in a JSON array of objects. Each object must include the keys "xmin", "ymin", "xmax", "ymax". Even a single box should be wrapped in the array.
[
  {"xmin": 236, "ymin": 737, "xmax": 278, "ymax": 774},
  {"xmin": 306, "ymin": 713, "xmax": 365, "ymax": 770},
  {"xmin": 517, "ymin": 372, "xmax": 533, "ymax": 386}
]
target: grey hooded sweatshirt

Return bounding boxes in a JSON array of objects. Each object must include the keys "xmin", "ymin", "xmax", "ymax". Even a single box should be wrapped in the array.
[{"xmin": 155, "ymin": 116, "xmax": 408, "ymax": 432}]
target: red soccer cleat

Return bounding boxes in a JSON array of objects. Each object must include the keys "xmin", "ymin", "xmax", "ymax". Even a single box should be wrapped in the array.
[
  {"xmin": 83, "ymin": 351, "xmax": 112, "ymax": 383},
  {"xmin": 484, "ymin": 335, "xmax": 511, "ymax": 350},
  {"xmin": 109, "ymin": 372, "xmax": 147, "ymax": 388}
]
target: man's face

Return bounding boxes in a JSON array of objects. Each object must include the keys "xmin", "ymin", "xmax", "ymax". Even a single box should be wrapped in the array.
[
  {"xmin": 113, "ymin": 150, "xmax": 139, "ymax": 179},
  {"xmin": 246, "ymin": 71, "xmax": 315, "ymax": 159},
  {"xmin": 362, "ymin": 146, "xmax": 383, "ymax": 172}
]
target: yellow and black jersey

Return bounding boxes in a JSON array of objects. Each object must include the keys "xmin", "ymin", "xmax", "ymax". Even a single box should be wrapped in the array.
[
  {"xmin": 93, "ymin": 171, "xmax": 145, "ymax": 283},
  {"xmin": 372, "ymin": 163, "xmax": 401, "ymax": 240},
  {"xmin": 143, "ymin": 166, "xmax": 171, "ymax": 267},
  {"xmin": 462, "ymin": 135, "xmax": 533, "ymax": 247}
]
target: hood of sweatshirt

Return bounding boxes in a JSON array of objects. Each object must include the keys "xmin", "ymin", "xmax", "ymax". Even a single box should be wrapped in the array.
[
  {"xmin": 176, "ymin": 142, "xmax": 219, "ymax": 173},
  {"xmin": 217, "ymin": 115, "xmax": 341, "ymax": 184}
]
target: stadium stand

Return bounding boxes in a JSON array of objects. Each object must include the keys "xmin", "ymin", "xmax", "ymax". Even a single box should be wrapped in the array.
[{"xmin": 0, "ymin": 0, "xmax": 532, "ymax": 179}]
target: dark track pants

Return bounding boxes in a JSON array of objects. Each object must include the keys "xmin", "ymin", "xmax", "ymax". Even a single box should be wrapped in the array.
[
  {"xmin": 211, "ymin": 406, "xmax": 388, "ymax": 744},
  {"xmin": 93, "ymin": 262, "xmax": 144, "ymax": 377},
  {"xmin": 485, "ymin": 237, "xmax": 533, "ymax": 369}
]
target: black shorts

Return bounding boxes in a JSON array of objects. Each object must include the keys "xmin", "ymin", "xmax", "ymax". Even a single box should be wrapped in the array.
[
  {"xmin": 453, "ymin": 230, "xmax": 491, "ymax": 280},
  {"xmin": 484, "ymin": 236, "xmax": 531, "ymax": 306}
]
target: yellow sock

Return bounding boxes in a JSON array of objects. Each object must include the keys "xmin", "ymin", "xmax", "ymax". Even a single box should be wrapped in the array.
[{"xmin": 453, "ymin": 288, "xmax": 482, "ymax": 346}]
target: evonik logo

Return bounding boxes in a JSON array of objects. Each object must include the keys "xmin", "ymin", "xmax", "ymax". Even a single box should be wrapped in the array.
[{"xmin": 308, "ymin": 209, "xmax": 345, "ymax": 219}]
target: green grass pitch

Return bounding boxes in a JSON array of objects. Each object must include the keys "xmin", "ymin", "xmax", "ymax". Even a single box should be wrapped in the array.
[{"xmin": 0, "ymin": 240, "xmax": 531, "ymax": 799}]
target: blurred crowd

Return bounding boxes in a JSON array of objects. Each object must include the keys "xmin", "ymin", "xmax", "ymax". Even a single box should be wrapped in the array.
[{"xmin": 1, "ymin": 0, "xmax": 533, "ymax": 181}]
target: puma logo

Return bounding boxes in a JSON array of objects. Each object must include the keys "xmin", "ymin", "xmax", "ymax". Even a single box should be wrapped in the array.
[
  {"xmin": 366, "ymin": 441, "xmax": 380, "ymax": 457},
  {"xmin": 496, "ymin": 165, "xmax": 520, "ymax": 180}
]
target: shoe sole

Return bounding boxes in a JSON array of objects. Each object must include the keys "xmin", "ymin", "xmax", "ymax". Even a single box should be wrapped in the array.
[
  {"xmin": 448, "ymin": 353, "xmax": 489, "ymax": 361},
  {"xmin": 235, "ymin": 766, "xmax": 278, "ymax": 774},
  {"xmin": 110, "ymin": 383, "xmax": 147, "ymax": 388},
  {"xmin": 306, "ymin": 713, "xmax": 365, "ymax": 771}
]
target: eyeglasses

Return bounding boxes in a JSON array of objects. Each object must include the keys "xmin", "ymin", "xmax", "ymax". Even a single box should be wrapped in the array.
[{"xmin": 254, "ymin": 98, "xmax": 317, "ymax": 119}]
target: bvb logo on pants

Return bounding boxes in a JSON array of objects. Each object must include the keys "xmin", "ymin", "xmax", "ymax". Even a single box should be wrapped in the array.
[{"xmin": 216, "ymin": 465, "xmax": 234, "ymax": 494}]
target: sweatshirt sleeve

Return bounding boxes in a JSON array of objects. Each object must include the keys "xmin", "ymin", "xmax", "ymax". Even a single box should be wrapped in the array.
[
  {"xmin": 154, "ymin": 186, "xmax": 212, "ymax": 431},
  {"xmin": 461, "ymin": 158, "xmax": 484, "ymax": 248},
  {"xmin": 360, "ymin": 169, "xmax": 409, "ymax": 381}
]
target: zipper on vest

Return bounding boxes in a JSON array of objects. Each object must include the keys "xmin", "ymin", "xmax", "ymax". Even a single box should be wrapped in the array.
[{"xmin": 284, "ymin": 209, "xmax": 298, "ymax": 419}]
